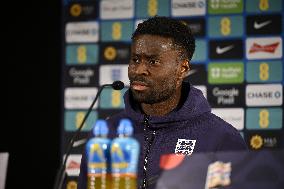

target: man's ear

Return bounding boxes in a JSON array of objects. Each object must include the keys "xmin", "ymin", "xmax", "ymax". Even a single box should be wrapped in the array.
[{"xmin": 180, "ymin": 60, "xmax": 190, "ymax": 79}]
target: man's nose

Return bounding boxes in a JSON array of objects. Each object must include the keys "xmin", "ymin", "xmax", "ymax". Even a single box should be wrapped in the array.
[{"xmin": 135, "ymin": 61, "xmax": 149, "ymax": 75}]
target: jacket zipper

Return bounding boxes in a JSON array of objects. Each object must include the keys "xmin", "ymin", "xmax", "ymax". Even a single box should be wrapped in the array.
[{"xmin": 141, "ymin": 114, "xmax": 156, "ymax": 189}]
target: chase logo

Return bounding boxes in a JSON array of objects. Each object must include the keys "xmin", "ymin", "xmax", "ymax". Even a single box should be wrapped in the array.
[
  {"xmin": 212, "ymin": 108, "xmax": 244, "ymax": 130},
  {"xmin": 246, "ymin": 15, "xmax": 282, "ymax": 35},
  {"xmin": 66, "ymin": 44, "xmax": 98, "ymax": 65},
  {"xmin": 100, "ymin": 88, "xmax": 128, "ymax": 109},
  {"xmin": 100, "ymin": 21, "xmax": 133, "ymax": 42},
  {"xmin": 208, "ymin": 85, "xmax": 244, "ymax": 107},
  {"xmin": 64, "ymin": 110, "xmax": 97, "ymax": 131},
  {"xmin": 246, "ymin": 37, "xmax": 282, "ymax": 60},
  {"xmin": 208, "ymin": 0, "xmax": 243, "ymax": 14},
  {"xmin": 67, "ymin": 1, "xmax": 98, "ymax": 20},
  {"xmin": 100, "ymin": 0, "xmax": 134, "ymax": 19},
  {"xmin": 208, "ymin": 16, "xmax": 243, "ymax": 38},
  {"xmin": 64, "ymin": 87, "xmax": 98, "ymax": 109},
  {"xmin": 246, "ymin": 61, "xmax": 282, "ymax": 83},
  {"xmin": 246, "ymin": 0, "xmax": 282, "ymax": 13},
  {"xmin": 99, "ymin": 65, "xmax": 129, "ymax": 86},
  {"xmin": 171, "ymin": 0, "xmax": 206, "ymax": 17},
  {"xmin": 246, "ymin": 84, "xmax": 283, "ymax": 106},
  {"xmin": 65, "ymin": 22, "xmax": 99, "ymax": 43},
  {"xmin": 246, "ymin": 108, "xmax": 283, "ymax": 130},
  {"xmin": 136, "ymin": 0, "xmax": 170, "ymax": 18},
  {"xmin": 100, "ymin": 43, "xmax": 130, "ymax": 63},
  {"xmin": 208, "ymin": 62, "xmax": 244, "ymax": 84}
]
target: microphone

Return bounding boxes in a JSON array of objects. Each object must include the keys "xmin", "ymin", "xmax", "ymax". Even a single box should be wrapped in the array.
[{"xmin": 53, "ymin": 81, "xmax": 125, "ymax": 189}]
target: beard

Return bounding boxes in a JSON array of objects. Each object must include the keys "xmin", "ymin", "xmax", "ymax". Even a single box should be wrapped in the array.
[{"xmin": 130, "ymin": 76, "xmax": 178, "ymax": 104}]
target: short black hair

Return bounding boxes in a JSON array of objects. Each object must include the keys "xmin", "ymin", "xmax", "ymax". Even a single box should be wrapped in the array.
[{"xmin": 132, "ymin": 16, "xmax": 195, "ymax": 61}]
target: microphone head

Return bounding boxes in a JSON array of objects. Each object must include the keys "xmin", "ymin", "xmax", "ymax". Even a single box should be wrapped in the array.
[{"xmin": 112, "ymin": 80, "xmax": 124, "ymax": 90}]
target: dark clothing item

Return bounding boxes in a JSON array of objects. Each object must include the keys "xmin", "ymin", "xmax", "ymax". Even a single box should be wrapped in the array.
[{"xmin": 78, "ymin": 82, "xmax": 247, "ymax": 189}]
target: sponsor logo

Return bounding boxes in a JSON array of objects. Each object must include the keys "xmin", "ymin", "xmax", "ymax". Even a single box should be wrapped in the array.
[
  {"xmin": 175, "ymin": 139, "xmax": 196, "ymax": 156},
  {"xmin": 246, "ymin": 37, "xmax": 282, "ymax": 59},
  {"xmin": 65, "ymin": 154, "xmax": 82, "ymax": 176},
  {"xmin": 67, "ymin": 1, "xmax": 98, "ymax": 20},
  {"xmin": 64, "ymin": 87, "xmax": 98, "ymax": 109},
  {"xmin": 99, "ymin": 65, "xmax": 129, "ymax": 86},
  {"xmin": 65, "ymin": 22, "xmax": 99, "ymax": 43},
  {"xmin": 208, "ymin": 0, "xmax": 243, "ymax": 14},
  {"xmin": 246, "ymin": 0, "xmax": 282, "ymax": 13},
  {"xmin": 208, "ymin": 16, "xmax": 243, "ymax": 38},
  {"xmin": 172, "ymin": 0, "xmax": 206, "ymax": 16},
  {"xmin": 180, "ymin": 18, "xmax": 205, "ymax": 37},
  {"xmin": 67, "ymin": 67, "xmax": 96, "ymax": 86},
  {"xmin": 100, "ymin": 88, "xmax": 128, "ymax": 109},
  {"xmin": 216, "ymin": 45, "xmax": 234, "ymax": 54},
  {"xmin": 208, "ymin": 85, "xmax": 244, "ymax": 107},
  {"xmin": 66, "ymin": 44, "xmax": 98, "ymax": 65},
  {"xmin": 100, "ymin": 0, "xmax": 134, "ymax": 19},
  {"xmin": 100, "ymin": 21, "xmax": 133, "ymax": 42},
  {"xmin": 100, "ymin": 43, "xmax": 130, "ymax": 63},
  {"xmin": 254, "ymin": 20, "xmax": 271, "ymax": 29},
  {"xmin": 73, "ymin": 138, "xmax": 87, "ymax": 147},
  {"xmin": 248, "ymin": 133, "xmax": 279, "ymax": 150},
  {"xmin": 212, "ymin": 108, "xmax": 244, "ymax": 130},
  {"xmin": 184, "ymin": 64, "xmax": 207, "ymax": 85},
  {"xmin": 246, "ymin": 84, "xmax": 282, "ymax": 106},
  {"xmin": 210, "ymin": 40, "xmax": 243, "ymax": 59},
  {"xmin": 67, "ymin": 181, "xmax": 77, "ymax": 189},
  {"xmin": 246, "ymin": 15, "xmax": 282, "ymax": 35},
  {"xmin": 246, "ymin": 108, "xmax": 283, "ymax": 130},
  {"xmin": 205, "ymin": 161, "xmax": 231, "ymax": 189},
  {"xmin": 246, "ymin": 61, "xmax": 282, "ymax": 83},
  {"xmin": 135, "ymin": 0, "xmax": 170, "ymax": 18},
  {"xmin": 208, "ymin": 62, "xmax": 244, "ymax": 84},
  {"xmin": 64, "ymin": 110, "xmax": 97, "ymax": 131}
]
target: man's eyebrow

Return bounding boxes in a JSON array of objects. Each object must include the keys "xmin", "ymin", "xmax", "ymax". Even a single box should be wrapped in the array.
[{"xmin": 131, "ymin": 53, "xmax": 159, "ymax": 59}]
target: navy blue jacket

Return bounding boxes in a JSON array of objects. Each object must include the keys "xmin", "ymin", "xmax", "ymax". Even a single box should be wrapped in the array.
[{"xmin": 78, "ymin": 82, "xmax": 247, "ymax": 189}]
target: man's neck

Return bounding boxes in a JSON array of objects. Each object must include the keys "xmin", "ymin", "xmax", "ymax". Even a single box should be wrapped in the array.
[{"xmin": 141, "ymin": 86, "xmax": 182, "ymax": 116}]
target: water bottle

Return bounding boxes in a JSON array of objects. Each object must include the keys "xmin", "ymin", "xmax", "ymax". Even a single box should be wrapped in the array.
[
  {"xmin": 86, "ymin": 119, "xmax": 111, "ymax": 189},
  {"xmin": 111, "ymin": 118, "xmax": 140, "ymax": 189}
]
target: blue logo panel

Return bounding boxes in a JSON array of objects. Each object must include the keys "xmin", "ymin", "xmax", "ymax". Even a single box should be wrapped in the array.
[
  {"xmin": 246, "ymin": 61, "xmax": 282, "ymax": 83},
  {"xmin": 191, "ymin": 39, "xmax": 207, "ymax": 63},
  {"xmin": 66, "ymin": 44, "xmax": 99, "ymax": 65},
  {"xmin": 246, "ymin": 0, "xmax": 282, "ymax": 13},
  {"xmin": 135, "ymin": 0, "xmax": 170, "ymax": 18},
  {"xmin": 100, "ymin": 88, "xmax": 128, "ymax": 109},
  {"xmin": 65, "ymin": 110, "xmax": 98, "ymax": 131},
  {"xmin": 101, "ymin": 21, "xmax": 134, "ymax": 42},
  {"xmin": 246, "ymin": 108, "xmax": 283, "ymax": 130}
]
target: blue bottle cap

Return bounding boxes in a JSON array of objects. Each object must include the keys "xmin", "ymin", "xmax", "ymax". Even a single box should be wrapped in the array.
[
  {"xmin": 93, "ymin": 119, "xmax": 109, "ymax": 136},
  {"xmin": 117, "ymin": 118, "xmax": 133, "ymax": 136}
]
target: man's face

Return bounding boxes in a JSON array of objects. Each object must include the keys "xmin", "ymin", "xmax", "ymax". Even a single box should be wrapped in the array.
[{"xmin": 128, "ymin": 34, "xmax": 184, "ymax": 104}]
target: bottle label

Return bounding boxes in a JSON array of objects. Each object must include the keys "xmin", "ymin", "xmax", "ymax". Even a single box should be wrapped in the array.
[{"xmin": 86, "ymin": 139, "xmax": 111, "ymax": 174}]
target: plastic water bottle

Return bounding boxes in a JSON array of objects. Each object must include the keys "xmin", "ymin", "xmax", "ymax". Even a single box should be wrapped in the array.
[
  {"xmin": 86, "ymin": 120, "xmax": 111, "ymax": 189},
  {"xmin": 111, "ymin": 118, "xmax": 140, "ymax": 189}
]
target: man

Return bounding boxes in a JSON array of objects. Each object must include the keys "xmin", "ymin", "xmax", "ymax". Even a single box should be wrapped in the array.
[{"xmin": 78, "ymin": 16, "xmax": 247, "ymax": 189}]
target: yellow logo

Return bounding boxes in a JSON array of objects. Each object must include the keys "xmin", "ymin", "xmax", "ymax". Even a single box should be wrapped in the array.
[
  {"xmin": 104, "ymin": 46, "xmax": 117, "ymax": 61},
  {"xmin": 70, "ymin": 4, "xmax": 82, "ymax": 17},
  {"xmin": 67, "ymin": 181, "xmax": 77, "ymax": 189},
  {"xmin": 250, "ymin": 135, "xmax": 263, "ymax": 149}
]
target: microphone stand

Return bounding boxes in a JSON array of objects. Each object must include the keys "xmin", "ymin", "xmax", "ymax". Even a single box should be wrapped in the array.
[{"xmin": 53, "ymin": 83, "xmax": 114, "ymax": 189}]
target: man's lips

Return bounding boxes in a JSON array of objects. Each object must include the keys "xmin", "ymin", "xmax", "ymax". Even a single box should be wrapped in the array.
[{"xmin": 130, "ymin": 81, "xmax": 149, "ymax": 91}]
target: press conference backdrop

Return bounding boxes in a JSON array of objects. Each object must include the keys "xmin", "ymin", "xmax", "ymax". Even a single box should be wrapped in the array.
[{"xmin": 61, "ymin": 0, "xmax": 284, "ymax": 187}]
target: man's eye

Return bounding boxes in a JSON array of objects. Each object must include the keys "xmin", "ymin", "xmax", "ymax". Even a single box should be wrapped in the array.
[
  {"xmin": 149, "ymin": 59, "xmax": 158, "ymax": 64},
  {"xmin": 132, "ymin": 58, "xmax": 139, "ymax": 63}
]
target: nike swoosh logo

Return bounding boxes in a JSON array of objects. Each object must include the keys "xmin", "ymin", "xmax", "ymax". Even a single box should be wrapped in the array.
[
  {"xmin": 73, "ymin": 139, "xmax": 87, "ymax": 147},
  {"xmin": 254, "ymin": 20, "xmax": 272, "ymax": 29},
  {"xmin": 216, "ymin": 45, "xmax": 234, "ymax": 54},
  {"xmin": 185, "ymin": 69, "xmax": 197, "ymax": 77}
]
